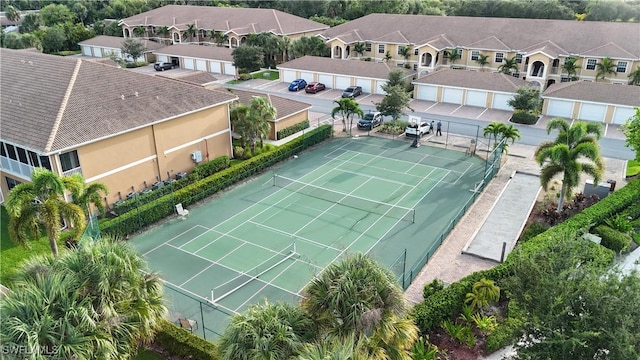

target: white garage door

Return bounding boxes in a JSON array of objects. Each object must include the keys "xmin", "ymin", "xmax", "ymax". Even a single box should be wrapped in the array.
[
  {"xmin": 335, "ymin": 76, "xmax": 351, "ymax": 90},
  {"xmin": 578, "ymin": 103, "xmax": 607, "ymax": 122},
  {"xmin": 465, "ymin": 90, "xmax": 488, "ymax": 107},
  {"xmin": 209, "ymin": 61, "xmax": 221, "ymax": 73},
  {"xmin": 416, "ymin": 85, "xmax": 437, "ymax": 101},
  {"xmin": 195, "ymin": 59, "xmax": 207, "ymax": 71},
  {"xmin": 300, "ymin": 71, "xmax": 314, "ymax": 82},
  {"xmin": 282, "ymin": 70, "xmax": 297, "ymax": 83},
  {"xmin": 82, "ymin": 46, "xmax": 91, "ymax": 56},
  {"xmin": 612, "ymin": 106, "xmax": 636, "ymax": 125},
  {"xmin": 157, "ymin": 55, "xmax": 168, "ymax": 63},
  {"xmin": 375, "ymin": 80, "xmax": 386, "ymax": 95},
  {"xmin": 93, "ymin": 47, "xmax": 102, "ymax": 57},
  {"xmin": 356, "ymin": 78, "xmax": 372, "ymax": 93},
  {"xmin": 546, "ymin": 99, "xmax": 573, "ymax": 118},
  {"xmin": 442, "ymin": 88, "xmax": 463, "ymax": 104},
  {"xmin": 223, "ymin": 63, "xmax": 235, "ymax": 75},
  {"xmin": 183, "ymin": 57, "xmax": 195, "ymax": 70},
  {"xmin": 492, "ymin": 93, "xmax": 513, "ymax": 111},
  {"xmin": 112, "ymin": 50, "xmax": 122, "ymax": 59},
  {"xmin": 318, "ymin": 74, "xmax": 333, "ymax": 88}
]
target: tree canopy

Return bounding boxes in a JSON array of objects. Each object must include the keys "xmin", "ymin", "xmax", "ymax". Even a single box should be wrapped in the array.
[
  {"xmin": 232, "ymin": 45, "xmax": 264, "ymax": 73},
  {"xmin": 120, "ymin": 37, "xmax": 146, "ymax": 61},
  {"xmin": 621, "ymin": 108, "xmax": 640, "ymax": 162}
]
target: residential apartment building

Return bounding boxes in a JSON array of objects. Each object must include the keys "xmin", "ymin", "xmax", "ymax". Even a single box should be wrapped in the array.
[
  {"xmin": 0, "ymin": 49, "xmax": 237, "ymax": 206},
  {"xmin": 320, "ymin": 14, "xmax": 640, "ymax": 88}
]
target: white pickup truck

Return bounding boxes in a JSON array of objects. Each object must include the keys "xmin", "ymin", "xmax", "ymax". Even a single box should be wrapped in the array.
[{"xmin": 405, "ymin": 120, "xmax": 432, "ymax": 137}]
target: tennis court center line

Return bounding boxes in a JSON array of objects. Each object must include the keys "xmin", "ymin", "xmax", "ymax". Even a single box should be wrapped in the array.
[
  {"xmin": 234, "ymin": 258, "xmax": 301, "ymax": 311},
  {"xmin": 143, "ymin": 224, "xmax": 209, "ymax": 257},
  {"xmin": 451, "ymin": 161, "xmax": 475, "ymax": 185},
  {"xmin": 404, "ymin": 151, "xmax": 434, "ymax": 174}
]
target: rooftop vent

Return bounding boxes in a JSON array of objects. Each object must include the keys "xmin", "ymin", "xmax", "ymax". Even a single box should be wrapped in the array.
[{"xmin": 121, "ymin": 95, "xmax": 125, "ymax": 100}]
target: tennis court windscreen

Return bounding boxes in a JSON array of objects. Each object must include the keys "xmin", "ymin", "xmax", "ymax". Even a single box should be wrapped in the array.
[{"xmin": 273, "ymin": 174, "xmax": 415, "ymax": 223}]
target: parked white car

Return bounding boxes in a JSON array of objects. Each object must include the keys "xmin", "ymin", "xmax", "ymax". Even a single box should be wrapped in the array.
[{"xmin": 405, "ymin": 120, "xmax": 431, "ymax": 137}]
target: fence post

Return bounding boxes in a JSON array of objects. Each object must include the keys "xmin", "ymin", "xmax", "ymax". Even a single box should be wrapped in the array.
[
  {"xmin": 200, "ymin": 302, "xmax": 206, "ymax": 341},
  {"xmin": 402, "ymin": 249, "xmax": 407, "ymax": 290}
]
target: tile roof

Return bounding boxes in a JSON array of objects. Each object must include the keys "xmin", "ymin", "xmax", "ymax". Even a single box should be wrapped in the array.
[
  {"xmin": 170, "ymin": 72, "xmax": 219, "ymax": 86},
  {"xmin": 542, "ymin": 81, "xmax": 640, "ymax": 107},
  {"xmin": 581, "ymin": 42, "xmax": 638, "ymax": 60},
  {"xmin": 227, "ymin": 89, "xmax": 311, "ymax": 122},
  {"xmin": 0, "ymin": 48, "xmax": 237, "ymax": 153},
  {"xmin": 413, "ymin": 69, "xmax": 529, "ymax": 93},
  {"xmin": 78, "ymin": 35, "xmax": 164, "ymax": 51},
  {"xmin": 154, "ymin": 44, "xmax": 233, "ymax": 62},
  {"xmin": 320, "ymin": 14, "xmax": 640, "ymax": 58},
  {"xmin": 119, "ymin": 5, "xmax": 328, "ymax": 36},
  {"xmin": 522, "ymin": 40, "xmax": 566, "ymax": 58},
  {"xmin": 278, "ymin": 56, "xmax": 415, "ymax": 80},
  {"xmin": 464, "ymin": 36, "xmax": 511, "ymax": 52}
]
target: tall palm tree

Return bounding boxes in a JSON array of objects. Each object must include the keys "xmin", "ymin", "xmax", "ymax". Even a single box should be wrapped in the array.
[
  {"xmin": 247, "ymin": 96, "xmax": 276, "ymax": 150},
  {"xmin": 595, "ymin": 57, "xmax": 616, "ymax": 81},
  {"xmin": 157, "ymin": 25, "xmax": 170, "ymax": 44},
  {"xmin": 218, "ymin": 300, "xmax": 315, "ymax": 360},
  {"xmin": 5, "ymin": 168, "xmax": 85, "ymax": 257},
  {"xmin": 384, "ymin": 50, "xmax": 392, "ymax": 63},
  {"xmin": 297, "ymin": 333, "xmax": 367, "ymax": 360},
  {"xmin": 561, "ymin": 57, "xmax": 581, "ymax": 81},
  {"xmin": 331, "ymin": 98, "xmax": 364, "ymax": 135},
  {"xmin": 213, "ymin": 30, "xmax": 229, "ymax": 47},
  {"xmin": 133, "ymin": 25, "xmax": 145, "ymax": 38},
  {"xmin": 627, "ymin": 65, "xmax": 640, "ymax": 86},
  {"xmin": 230, "ymin": 103, "xmax": 251, "ymax": 150},
  {"xmin": 398, "ymin": 46, "xmax": 411, "ymax": 65},
  {"xmin": 444, "ymin": 49, "xmax": 461, "ymax": 66},
  {"xmin": 65, "ymin": 173, "xmax": 109, "ymax": 226},
  {"xmin": 483, "ymin": 121, "xmax": 521, "ymax": 153},
  {"xmin": 475, "ymin": 54, "xmax": 490, "ymax": 71},
  {"xmin": 301, "ymin": 253, "xmax": 418, "ymax": 359},
  {"xmin": 498, "ymin": 56, "xmax": 519, "ymax": 75},
  {"xmin": 535, "ymin": 118, "xmax": 604, "ymax": 212},
  {"xmin": 184, "ymin": 23, "xmax": 197, "ymax": 43},
  {"xmin": 353, "ymin": 42, "xmax": 366, "ymax": 58}
]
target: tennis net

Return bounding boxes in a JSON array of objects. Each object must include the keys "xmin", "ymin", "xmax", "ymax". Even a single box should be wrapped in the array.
[
  {"xmin": 211, "ymin": 243, "xmax": 297, "ymax": 304},
  {"xmin": 273, "ymin": 174, "xmax": 415, "ymax": 223}
]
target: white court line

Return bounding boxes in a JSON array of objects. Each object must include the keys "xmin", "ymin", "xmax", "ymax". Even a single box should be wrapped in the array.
[
  {"xmin": 340, "ymin": 138, "xmax": 474, "ymax": 166},
  {"xmin": 180, "ymin": 262, "xmax": 219, "ymax": 287},
  {"xmin": 248, "ymin": 220, "xmax": 343, "ymax": 253},
  {"xmin": 157, "ymin": 276, "xmax": 239, "ymax": 315},
  {"xmin": 331, "ymin": 167, "xmax": 412, "ymax": 186},
  {"xmin": 234, "ymin": 258, "xmax": 301, "ymax": 311},
  {"xmin": 452, "ymin": 161, "xmax": 475, "ymax": 185},
  {"xmin": 143, "ymin": 224, "xmax": 209, "ymax": 256}
]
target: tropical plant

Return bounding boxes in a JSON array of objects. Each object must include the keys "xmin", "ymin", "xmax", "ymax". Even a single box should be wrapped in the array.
[
  {"xmin": 157, "ymin": 25, "xmax": 170, "ymax": 43},
  {"xmin": 384, "ymin": 50, "xmax": 393, "ymax": 62},
  {"xmin": 120, "ymin": 38, "xmax": 146, "ymax": 62},
  {"xmin": 354, "ymin": 42, "xmax": 366, "ymax": 58},
  {"xmin": 561, "ymin": 57, "xmax": 581, "ymax": 81},
  {"xmin": 628, "ymin": 66, "xmax": 640, "ymax": 86},
  {"xmin": 296, "ymin": 333, "xmax": 367, "ymax": 360},
  {"xmin": 483, "ymin": 121, "xmax": 521, "ymax": 153},
  {"xmin": 497, "ymin": 56, "xmax": 519, "ymax": 75},
  {"xmin": 595, "ymin": 57, "xmax": 617, "ymax": 81},
  {"xmin": 464, "ymin": 278, "xmax": 500, "ymax": 312},
  {"xmin": 471, "ymin": 313, "xmax": 498, "ymax": 335},
  {"xmin": 301, "ymin": 253, "xmax": 418, "ymax": 359},
  {"xmin": 535, "ymin": 118, "xmax": 604, "ymax": 211},
  {"xmin": 412, "ymin": 336, "xmax": 440, "ymax": 360},
  {"xmin": 331, "ymin": 97, "xmax": 364, "ymax": 134},
  {"xmin": 508, "ymin": 87, "xmax": 541, "ymax": 113},
  {"xmin": 65, "ymin": 173, "xmax": 109, "ymax": 222},
  {"xmin": 289, "ymin": 36, "xmax": 329, "ymax": 59},
  {"xmin": 184, "ymin": 23, "xmax": 197, "ymax": 42},
  {"xmin": 230, "ymin": 103, "xmax": 251, "ymax": 150},
  {"xmin": 231, "ymin": 45, "xmax": 264, "ymax": 72},
  {"xmin": 247, "ymin": 96, "xmax": 276, "ymax": 150},
  {"xmin": 212, "ymin": 30, "xmax": 229, "ymax": 47},
  {"xmin": 398, "ymin": 46, "xmax": 411, "ymax": 63},
  {"xmin": 5, "ymin": 5, "xmax": 21, "ymax": 22},
  {"xmin": 133, "ymin": 25, "xmax": 145, "ymax": 37},
  {"xmin": 475, "ymin": 53, "xmax": 489, "ymax": 71},
  {"xmin": 218, "ymin": 300, "xmax": 315, "ymax": 360},
  {"xmin": 621, "ymin": 108, "xmax": 640, "ymax": 162},
  {"xmin": 444, "ymin": 49, "xmax": 461, "ymax": 65},
  {"xmin": 5, "ymin": 168, "xmax": 85, "ymax": 257}
]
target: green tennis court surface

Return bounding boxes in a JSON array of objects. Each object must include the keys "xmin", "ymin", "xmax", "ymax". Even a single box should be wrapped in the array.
[{"xmin": 131, "ymin": 136, "xmax": 488, "ymax": 339}]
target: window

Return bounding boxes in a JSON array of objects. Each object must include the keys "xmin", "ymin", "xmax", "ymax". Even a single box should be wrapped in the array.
[
  {"xmin": 5, "ymin": 144, "xmax": 17, "ymax": 160},
  {"xmin": 0, "ymin": 142, "xmax": 5, "ymax": 157},
  {"xmin": 378, "ymin": 44, "xmax": 385, "ymax": 54},
  {"xmin": 515, "ymin": 54, "xmax": 522, "ymax": 63},
  {"xmin": 471, "ymin": 51, "xmax": 480, "ymax": 61},
  {"xmin": 39, "ymin": 156, "xmax": 52, "ymax": 170},
  {"xmin": 365, "ymin": 43, "xmax": 371, "ymax": 52},
  {"xmin": 414, "ymin": 48, "xmax": 419, "ymax": 56},
  {"xmin": 397, "ymin": 63, "xmax": 405, "ymax": 67},
  {"xmin": 495, "ymin": 53, "xmax": 504, "ymax": 63},
  {"xmin": 413, "ymin": 64, "xmax": 418, "ymax": 70},
  {"xmin": 586, "ymin": 59, "xmax": 597, "ymax": 70},
  {"xmin": 397, "ymin": 46, "xmax": 404, "ymax": 55},
  {"xmin": 16, "ymin": 147, "xmax": 28, "ymax": 164},
  {"xmin": 6, "ymin": 177, "xmax": 21, "ymax": 191},
  {"xmin": 616, "ymin": 61, "xmax": 627, "ymax": 73},
  {"xmin": 60, "ymin": 150, "xmax": 80, "ymax": 172}
]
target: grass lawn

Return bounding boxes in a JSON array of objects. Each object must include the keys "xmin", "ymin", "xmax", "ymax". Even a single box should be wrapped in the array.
[
  {"xmin": 626, "ymin": 160, "xmax": 640, "ymax": 177},
  {"xmin": 252, "ymin": 69, "xmax": 279, "ymax": 80}
]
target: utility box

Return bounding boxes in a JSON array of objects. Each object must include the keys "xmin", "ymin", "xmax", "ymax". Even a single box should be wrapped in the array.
[
  {"xmin": 583, "ymin": 180, "xmax": 611, "ymax": 199},
  {"xmin": 191, "ymin": 150, "xmax": 203, "ymax": 163}
]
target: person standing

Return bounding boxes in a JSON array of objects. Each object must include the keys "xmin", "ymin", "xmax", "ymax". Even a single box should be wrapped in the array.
[
  {"xmin": 429, "ymin": 120, "xmax": 434, "ymax": 134},
  {"xmin": 436, "ymin": 120, "xmax": 442, "ymax": 136}
]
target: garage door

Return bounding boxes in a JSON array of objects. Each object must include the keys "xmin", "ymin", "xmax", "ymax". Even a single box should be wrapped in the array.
[
  {"xmin": 82, "ymin": 46, "xmax": 91, "ymax": 56},
  {"xmin": 223, "ymin": 63, "xmax": 235, "ymax": 75},
  {"xmin": 612, "ymin": 106, "xmax": 635, "ymax": 125},
  {"xmin": 209, "ymin": 61, "xmax": 221, "ymax": 73},
  {"xmin": 578, "ymin": 103, "xmax": 607, "ymax": 122},
  {"xmin": 183, "ymin": 57, "xmax": 195, "ymax": 70},
  {"xmin": 195, "ymin": 59, "xmax": 207, "ymax": 71},
  {"xmin": 335, "ymin": 76, "xmax": 351, "ymax": 90},
  {"xmin": 300, "ymin": 71, "xmax": 314, "ymax": 82},
  {"xmin": 92, "ymin": 47, "xmax": 102, "ymax": 57},
  {"xmin": 492, "ymin": 93, "xmax": 513, "ymax": 111},
  {"xmin": 546, "ymin": 99, "xmax": 573, "ymax": 118},
  {"xmin": 282, "ymin": 70, "xmax": 297, "ymax": 83},
  {"xmin": 416, "ymin": 85, "xmax": 437, "ymax": 101},
  {"xmin": 465, "ymin": 90, "xmax": 488, "ymax": 107},
  {"xmin": 375, "ymin": 80, "xmax": 386, "ymax": 95},
  {"xmin": 356, "ymin": 78, "xmax": 372, "ymax": 93},
  {"xmin": 442, "ymin": 88, "xmax": 463, "ymax": 104},
  {"xmin": 318, "ymin": 74, "xmax": 333, "ymax": 88},
  {"xmin": 157, "ymin": 55, "xmax": 168, "ymax": 63}
]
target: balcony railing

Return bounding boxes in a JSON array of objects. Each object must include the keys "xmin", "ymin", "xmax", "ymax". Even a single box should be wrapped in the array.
[
  {"xmin": 62, "ymin": 167, "xmax": 83, "ymax": 176},
  {"xmin": 0, "ymin": 156, "xmax": 35, "ymax": 179},
  {"xmin": 551, "ymin": 66, "xmax": 559, "ymax": 74}
]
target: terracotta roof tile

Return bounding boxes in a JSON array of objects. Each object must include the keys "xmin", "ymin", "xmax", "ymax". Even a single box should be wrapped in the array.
[
  {"xmin": 78, "ymin": 35, "xmax": 164, "ymax": 51},
  {"xmin": 542, "ymin": 81, "xmax": 640, "ymax": 107},
  {"xmin": 154, "ymin": 44, "xmax": 233, "ymax": 62},
  {"xmin": 465, "ymin": 36, "xmax": 511, "ymax": 51},
  {"xmin": 279, "ymin": 56, "xmax": 415, "ymax": 80},
  {"xmin": 171, "ymin": 72, "xmax": 219, "ymax": 86},
  {"xmin": 0, "ymin": 49, "xmax": 237, "ymax": 153},
  {"xmin": 413, "ymin": 69, "xmax": 529, "ymax": 93},
  {"xmin": 227, "ymin": 89, "xmax": 311, "ymax": 121}
]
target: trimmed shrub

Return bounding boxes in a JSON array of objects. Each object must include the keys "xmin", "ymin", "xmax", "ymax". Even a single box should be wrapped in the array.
[
  {"xmin": 592, "ymin": 225, "xmax": 632, "ymax": 253},
  {"xmin": 518, "ymin": 222, "xmax": 549, "ymax": 242},
  {"xmin": 238, "ymin": 73, "xmax": 252, "ymax": 80},
  {"xmin": 277, "ymin": 119, "xmax": 310, "ymax": 140},
  {"xmin": 192, "ymin": 156, "xmax": 230, "ymax": 180},
  {"xmin": 233, "ymin": 146, "xmax": 245, "ymax": 159},
  {"xmin": 510, "ymin": 110, "xmax": 537, "ymax": 125},
  {"xmin": 423, "ymin": 279, "xmax": 445, "ymax": 299},
  {"xmin": 154, "ymin": 320, "xmax": 219, "ymax": 360}
]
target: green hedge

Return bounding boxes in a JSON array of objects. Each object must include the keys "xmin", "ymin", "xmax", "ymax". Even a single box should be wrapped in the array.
[
  {"xmin": 191, "ymin": 156, "xmax": 230, "ymax": 181},
  {"xmin": 412, "ymin": 179, "xmax": 640, "ymax": 334},
  {"xmin": 509, "ymin": 110, "xmax": 538, "ymax": 125},
  {"xmin": 592, "ymin": 225, "xmax": 632, "ymax": 253},
  {"xmin": 277, "ymin": 119, "xmax": 310, "ymax": 140},
  {"xmin": 100, "ymin": 125, "xmax": 332, "ymax": 237},
  {"xmin": 154, "ymin": 320, "xmax": 219, "ymax": 360}
]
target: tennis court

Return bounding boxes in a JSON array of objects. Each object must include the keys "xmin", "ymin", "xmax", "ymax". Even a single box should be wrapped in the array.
[{"xmin": 131, "ymin": 136, "xmax": 490, "ymax": 339}]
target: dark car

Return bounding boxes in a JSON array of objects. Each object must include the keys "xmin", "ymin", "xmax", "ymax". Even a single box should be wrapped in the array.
[
  {"xmin": 342, "ymin": 86, "xmax": 363, "ymax": 98},
  {"xmin": 154, "ymin": 62, "xmax": 174, "ymax": 71},
  {"xmin": 357, "ymin": 112, "xmax": 383, "ymax": 130},
  {"xmin": 288, "ymin": 79, "xmax": 308, "ymax": 91},
  {"xmin": 305, "ymin": 82, "xmax": 326, "ymax": 94}
]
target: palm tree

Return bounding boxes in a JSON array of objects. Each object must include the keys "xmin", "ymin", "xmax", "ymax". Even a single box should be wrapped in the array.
[
  {"xmin": 157, "ymin": 25, "xmax": 170, "ymax": 44},
  {"xmin": 627, "ymin": 65, "xmax": 640, "ymax": 86},
  {"xmin": 218, "ymin": 300, "xmax": 315, "ymax": 360},
  {"xmin": 483, "ymin": 121, "xmax": 521, "ymax": 153},
  {"xmin": 184, "ymin": 23, "xmax": 197, "ymax": 43},
  {"xmin": 535, "ymin": 118, "xmax": 604, "ymax": 212},
  {"xmin": 331, "ymin": 98, "xmax": 364, "ymax": 135},
  {"xmin": 398, "ymin": 46, "xmax": 411, "ymax": 65},
  {"xmin": 561, "ymin": 57, "xmax": 581, "ymax": 81},
  {"xmin": 301, "ymin": 253, "xmax": 418, "ymax": 359},
  {"xmin": 5, "ymin": 168, "xmax": 85, "ymax": 257},
  {"xmin": 444, "ymin": 49, "xmax": 461, "ymax": 66},
  {"xmin": 230, "ymin": 103, "xmax": 251, "ymax": 150},
  {"xmin": 5, "ymin": 5, "xmax": 21, "ymax": 22},
  {"xmin": 595, "ymin": 57, "xmax": 616, "ymax": 81},
  {"xmin": 247, "ymin": 96, "xmax": 276, "ymax": 151},
  {"xmin": 297, "ymin": 333, "xmax": 368, "ymax": 360},
  {"xmin": 133, "ymin": 25, "xmax": 145, "ymax": 38},
  {"xmin": 384, "ymin": 50, "xmax": 392, "ymax": 63},
  {"xmin": 464, "ymin": 278, "xmax": 500, "ymax": 311},
  {"xmin": 213, "ymin": 30, "xmax": 229, "ymax": 47},
  {"xmin": 475, "ymin": 54, "xmax": 490, "ymax": 71},
  {"xmin": 65, "ymin": 173, "xmax": 109, "ymax": 226},
  {"xmin": 498, "ymin": 56, "xmax": 519, "ymax": 75},
  {"xmin": 354, "ymin": 42, "xmax": 366, "ymax": 58}
]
